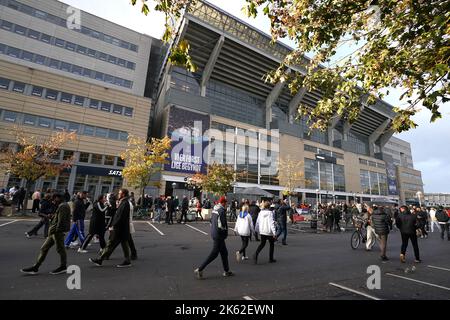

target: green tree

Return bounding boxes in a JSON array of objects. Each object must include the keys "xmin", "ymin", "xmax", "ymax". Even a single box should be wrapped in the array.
[{"xmin": 131, "ymin": 0, "xmax": 449, "ymax": 132}]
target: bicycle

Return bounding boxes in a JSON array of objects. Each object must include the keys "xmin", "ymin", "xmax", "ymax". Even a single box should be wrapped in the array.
[
  {"xmin": 350, "ymin": 215, "xmax": 367, "ymax": 249},
  {"xmin": 134, "ymin": 207, "xmax": 151, "ymax": 220}
]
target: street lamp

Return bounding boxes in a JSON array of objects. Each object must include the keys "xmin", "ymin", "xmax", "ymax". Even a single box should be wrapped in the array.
[{"xmin": 315, "ymin": 189, "xmax": 319, "ymax": 208}]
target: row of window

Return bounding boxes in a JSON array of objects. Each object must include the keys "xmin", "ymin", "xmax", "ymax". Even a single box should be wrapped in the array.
[
  {"xmin": 0, "ymin": 108, "xmax": 129, "ymax": 141},
  {"xmin": 77, "ymin": 152, "xmax": 125, "ymax": 167},
  {"xmin": 210, "ymin": 121, "xmax": 280, "ymax": 145},
  {"xmin": 402, "ymin": 182, "xmax": 423, "ymax": 192},
  {"xmin": 0, "ymin": 77, "xmax": 134, "ymax": 117},
  {"xmin": 0, "ymin": 19, "xmax": 136, "ymax": 70},
  {"xmin": 0, "ymin": 43, "xmax": 133, "ymax": 89},
  {"xmin": 400, "ymin": 172, "xmax": 422, "ymax": 183},
  {"xmin": 304, "ymin": 158, "xmax": 346, "ymax": 192},
  {"xmin": 360, "ymin": 170, "xmax": 388, "ymax": 196},
  {"xmin": 1, "ymin": 0, "xmax": 138, "ymax": 52},
  {"xmin": 359, "ymin": 158, "xmax": 386, "ymax": 169},
  {"xmin": 304, "ymin": 144, "xmax": 344, "ymax": 159}
]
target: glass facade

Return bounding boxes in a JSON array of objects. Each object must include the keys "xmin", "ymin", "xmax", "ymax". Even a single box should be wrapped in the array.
[
  {"xmin": 360, "ymin": 169, "xmax": 388, "ymax": 196},
  {"xmin": 305, "ymin": 158, "xmax": 345, "ymax": 192}
]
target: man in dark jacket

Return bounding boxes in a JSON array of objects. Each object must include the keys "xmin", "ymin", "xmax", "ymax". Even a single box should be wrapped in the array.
[
  {"xmin": 436, "ymin": 206, "xmax": 450, "ymax": 240},
  {"xmin": 178, "ymin": 195, "xmax": 189, "ymax": 224},
  {"xmin": 194, "ymin": 196, "xmax": 233, "ymax": 279},
  {"xmin": 249, "ymin": 201, "xmax": 260, "ymax": 241},
  {"xmin": 64, "ymin": 191, "xmax": 87, "ymax": 247},
  {"xmin": 396, "ymin": 205, "xmax": 421, "ymax": 263},
  {"xmin": 90, "ymin": 188, "xmax": 132, "ymax": 268},
  {"xmin": 26, "ymin": 193, "xmax": 54, "ymax": 238},
  {"xmin": 371, "ymin": 206, "xmax": 392, "ymax": 261},
  {"xmin": 21, "ymin": 193, "xmax": 71, "ymax": 275},
  {"xmin": 276, "ymin": 199, "xmax": 290, "ymax": 245},
  {"xmin": 63, "ymin": 189, "xmax": 71, "ymax": 203},
  {"xmin": 165, "ymin": 196, "xmax": 174, "ymax": 225}
]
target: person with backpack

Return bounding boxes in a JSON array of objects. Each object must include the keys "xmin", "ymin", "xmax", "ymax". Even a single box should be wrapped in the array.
[
  {"xmin": 436, "ymin": 206, "xmax": 450, "ymax": 240},
  {"xmin": 194, "ymin": 196, "xmax": 233, "ymax": 279},
  {"xmin": 253, "ymin": 200, "xmax": 278, "ymax": 264},
  {"xmin": 396, "ymin": 205, "xmax": 421, "ymax": 263},
  {"xmin": 21, "ymin": 193, "xmax": 71, "ymax": 275},
  {"xmin": 371, "ymin": 206, "xmax": 392, "ymax": 261},
  {"xmin": 234, "ymin": 204, "xmax": 254, "ymax": 262},
  {"xmin": 249, "ymin": 200, "xmax": 260, "ymax": 241}
]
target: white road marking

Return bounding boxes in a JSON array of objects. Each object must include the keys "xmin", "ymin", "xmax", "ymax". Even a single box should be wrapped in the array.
[
  {"xmin": 146, "ymin": 222, "xmax": 165, "ymax": 236},
  {"xmin": 386, "ymin": 273, "xmax": 450, "ymax": 291},
  {"xmin": 427, "ymin": 265, "xmax": 450, "ymax": 272},
  {"xmin": 287, "ymin": 226, "xmax": 306, "ymax": 233},
  {"xmin": 0, "ymin": 220, "xmax": 18, "ymax": 227},
  {"xmin": 329, "ymin": 282, "xmax": 382, "ymax": 300},
  {"xmin": 185, "ymin": 224, "xmax": 208, "ymax": 235},
  {"xmin": 243, "ymin": 296, "xmax": 256, "ymax": 300}
]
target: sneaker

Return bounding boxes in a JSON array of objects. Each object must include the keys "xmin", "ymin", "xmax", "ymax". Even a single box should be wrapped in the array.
[
  {"xmin": 89, "ymin": 258, "xmax": 103, "ymax": 266},
  {"xmin": 77, "ymin": 248, "xmax": 88, "ymax": 253},
  {"xmin": 243, "ymin": 256, "xmax": 249, "ymax": 260},
  {"xmin": 50, "ymin": 266, "xmax": 67, "ymax": 275},
  {"xmin": 400, "ymin": 254, "xmax": 406, "ymax": 263},
  {"xmin": 381, "ymin": 256, "xmax": 389, "ymax": 262},
  {"xmin": 25, "ymin": 232, "xmax": 31, "ymax": 239},
  {"xmin": 269, "ymin": 259, "xmax": 277, "ymax": 263},
  {"xmin": 414, "ymin": 259, "xmax": 422, "ymax": 263},
  {"xmin": 194, "ymin": 268, "xmax": 203, "ymax": 279},
  {"xmin": 116, "ymin": 261, "xmax": 132, "ymax": 268},
  {"xmin": 20, "ymin": 266, "xmax": 38, "ymax": 275},
  {"xmin": 69, "ymin": 241, "xmax": 79, "ymax": 248},
  {"xmin": 131, "ymin": 255, "xmax": 138, "ymax": 261},
  {"xmin": 223, "ymin": 271, "xmax": 234, "ymax": 277},
  {"xmin": 236, "ymin": 251, "xmax": 241, "ymax": 262},
  {"xmin": 282, "ymin": 242, "xmax": 288, "ymax": 246}
]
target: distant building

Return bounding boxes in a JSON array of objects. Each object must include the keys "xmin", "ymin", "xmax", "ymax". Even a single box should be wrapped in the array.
[{"xmin": 424, "ymin": 193, "xmax": 450, "ymax": 207}]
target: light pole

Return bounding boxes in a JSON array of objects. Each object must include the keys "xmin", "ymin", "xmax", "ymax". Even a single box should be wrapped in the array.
[{"xmin": 315, "ymin": 189, "xmax": 319, "ymax": 208}]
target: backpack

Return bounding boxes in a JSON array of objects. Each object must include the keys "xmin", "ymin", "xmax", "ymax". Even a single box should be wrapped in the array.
[{"xmin": 436, "ymin": 210, "xmax": 449, "ymax": 223}]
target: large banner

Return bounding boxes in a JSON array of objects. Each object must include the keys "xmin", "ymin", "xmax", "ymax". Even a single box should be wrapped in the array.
[
  {"xmin": 164, "ymin": 106, "xmax": 210, "ymax": 174},
  {"xmin": 386, "ymin": 161, "xmax": 398, "ymax": 195}
]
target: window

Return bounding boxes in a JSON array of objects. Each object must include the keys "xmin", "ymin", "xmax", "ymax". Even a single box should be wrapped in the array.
[
  {"xmin": 112, "ymin": 38, "xmax": 120, "ymax": 46},
  {"xmin": 68, "ymin": 122, "xmax": 80, "ymax": 133},
  {"xmin": 94, "ymin": 72, "xmax": 104, "ymax": 81},
  {"xmin": 98, "ymin": 52, "xmax": 107, "ymax": 61},
  {"xmin": 368, "ymin": 161, "xmax": 377, "ymax": 168},
  {"xmin": 82, "ymin": 68, "xmax": 92, "ymax": 78},
  {"xmin": 87, "ymin": 49, "xmax": 96, "ymax": 57},
  {"xmin": 7, "ymin": 46, "xmax": 21, "ymax": 58},
  {"xmin": 1, "ymin": 20, "xmax": 13, "ymax": 30},
  {"xmin": 107, "ymin": 55, "xmax": 116, "ymax": 64},
  {"xmin": 118, "ymin": 59, "xmax": 126, "ymax": 67},
  {"xmin": 117, "ymin": 157, "xmax": 125, "ymax": 167},
  {"xmin": 0, "ymin": 78, "xmax": 10, "ymax": 90},
  {"xmin": 359, "ymin": 159, "xmax": 368, "ymax": 165},
  {"xmin": 91, "ymin": 153, "xmax": 103, "ymax": 164},
  {"xmin": 74, "ymin": 96, "xmax": 85, "ymax": 106},
  {"xmin": 55, "ymin": 38, "xmax": 65, "ymax": 47},
  {"xmin": 130, "ymin": 44, "xmax": 138, "ymax": 52},
  {"xmin": 82, "ymin": 125, "xmax": 95, "ymax": 136},
  {"xmin": 89, "ymin": 99, "xmax": 99, "ymax": 109},
  {"xmin": 108, "ymin": 129, "xmax": 119, "ymax": 140},
  {"xmin": 65, "ymin": 42, "xmax": 76, "ymax": 51},
  {"xmin": 100, "ymin": 102, "xmax": 111, "ymax": 112},
  {"xmin": 72, "ymin": 65, "xmax": 82, "ymax": 75},
  {"xmin": 49, "ymin": 59, "xmax": 59, "ymax": 69},
  {"xmin": 124, "ymin": 80, "xmax": 132, "ymax": 88},
  {"xmin": 60, "ymin": 92, "xmax": 73, "ymax": 103},
  {"xmin": 304, "ymin": 144, "xmax": 317, "ymax": 153},
  {"xmin": 104, "ymin": 74, "xmax": 114, "ymax": 83},
  {"xmin": 21, "ymin": 114, "xmax": 36, "ymax": 126},
  {"xmin": 126, "ymin": 61, "xmax": 135, "ymax": 69},
  {"xmin": 34, "ymin": 54, "xmax": 46, "ymax": 65},
  {"xmin": 54, "ymin": 120, "xmax": 68, "ymax": 131},
  {"xmin": 3, "ymin": 110, "xmax": 18, "ymax": 122},
  {"xmin": 60, "ymin": 62, "xmax": 71, "ymax": 72},
  {"xmin": 22, "ymin": 51, "xmax": 33, "ymax": 61},
  {"xmin": 103, "ymin": 35, "xmax": 112, "ymax": 43},
  {"xmin": 95, "ymin": 127, "xmax": 108, "ymax": 138},
  {"xmin": 14, "ymin": 25, "xmax": 26, "ymax": 35},
  {"xmin": 91, "ymin": 31, "xmax": 100, "ymax": 39},
  {"xmin": 120, "ymin": 41, "xmax": 129, "ymax": 49},
  {"xmin": 104, "ymin": 155, "xmax": 114, "ymax": 165},
  {"xmin": 0, "ymin": 43, "xmax": 6, "ymax": 54},
  {"xmin": 114, "ymin": 78, "xmax": 124, "ymax": 86},
  {"xmin": 45, "ymin": 89, "xmax": 58, "ymax": 100},
  {"xmin": 38, "ymin": 117, "xmax": 52, "ymax": 128},
  {"xmin": 63, "ymin": 150, "xmax": 74, "ymax": 160},
  {"xmin": 124, "ymin": 107, "xmax": 133, "ymax": 117},
  {"xmin": 34, "ymin": 10, "xmax": 47, "ymax": 19},
  {"xmin": 40, "ymin": 33, "xmax": 51, "ymax": 43},
  {"xmin": 76, "ymin": 46, "xmax": 87, "ymax": 54},
  {"xmin": 79, "ymin": 152, "xmax": 89, "ymax": 163},
  {"xmin": 12, "ymin": 82, "xmax": 26, "ymax": 93},
  {"xmin": 119, "ymin": 132, "xmax": 128, "ymax": 141},
  {"xmin": 31, "ymin": 86, "xmax": 43, "ymax": 97},
  {"xmin": 112, "ymin": 105, "xmax": 123, "ymax": 115},
  {"xmin": 28, "ymin": 29, "xmax": 39, "ymax": 39}
]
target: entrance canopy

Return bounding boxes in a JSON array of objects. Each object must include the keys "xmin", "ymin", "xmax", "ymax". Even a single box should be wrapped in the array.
[{"xmin": 235, "ymin": 187, "xmax": 275, "ymax": 198}]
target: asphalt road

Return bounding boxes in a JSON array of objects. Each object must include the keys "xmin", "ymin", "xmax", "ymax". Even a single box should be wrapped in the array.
[{"xmin": 1, "ymin": 218, "xmax": 449, "ymax": 300}]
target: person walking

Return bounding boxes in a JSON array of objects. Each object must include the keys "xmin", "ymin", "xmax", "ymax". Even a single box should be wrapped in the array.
[
  {"xmin": 63, "ymin": 189, "xmax": 71, "ymax": 203},
  {"xmin": 89, "ymin": 188, "xmax": 132, "ymax": 268},
  {"xmin": 194, "ymin": 196, "xmax": 233, "ymax": 279},
  {"xmin": 429, "ymin": 207, "xmax": 440, "ymax": 233},
  {"xmin": 64, "ymin": 192, "xmax": 87, "ymax": 248},
  {"xmin": 165, "ymin": 196, "xmax": 174, "ymax": 225},
  {"xmin": 178, "ymin": 195, "xmax": 189, "ymax": 224},
  {"xmin": 275, "ymin": 199, "xmax": 290, "ymax": 245},
  {"xmin": 365, "ymin": 206, "xmax": 377, "ymax": 251},
  {"xmin": 416, "ymin": 207, "xmax": 428, "ymax": 239},
  {"xmin": 16, "ymin": 187, "xmax": 26, "ymax": 212},
  {"xmin": 253, "ymin": 200, "xmax": 277, "ymax": 264},
  {"xmin": 21, "ymin": 193, "xmax": 71, "ymax": 275},
  {"xmin": 229, "ymin": 199, "xmax": 237, "ymax": 222},
  {"xmin": 153, "ymin": 195, "xmax": 164, "ymax": 223},
  {"xmin": 31, "ymin": 189, "xmax": 41, "ymax": 213},
  {"xmin": 396, "ymin": 205, "xmax": 421, "ymax": 263},
  {"xmin": 371, "ymin": 206, "xmax": 392, "ymax": 261},
  {"xmin": 78, "ymin": 195, "xmax": 108, "ymax": 253},
  {"xmin": 436, "ymin": 206, "xmax": 450, "ymax": 240},
  {"xmin": 334, "ymin": 205, "xmax": 342, "ymax": 232},
  {"xmin": 128, "ymin": 198, "xmax": 137, "ymax": 260},
  {"xmin": 234, "ymin": 204, "xmax": 254, "ymax": 261},
  {"xmin": 26, "ymin": 193, "xmax": 54, "ymax": 238},
  {"xmin": 249, "ymin": 200, "xmax": 260, "ymax": 241},
  {"xmin": 105, "ymin": 193, "xmax": 117, "ymax": 229}
]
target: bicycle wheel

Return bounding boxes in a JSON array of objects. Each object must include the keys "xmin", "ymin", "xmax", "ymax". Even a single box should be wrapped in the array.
[{"xmin": 350, "ymin": 231, "xmax": 361, "ymax": 250}]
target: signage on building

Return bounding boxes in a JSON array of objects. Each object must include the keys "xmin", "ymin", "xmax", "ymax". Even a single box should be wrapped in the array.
[
  {"xmin": 76, "ymin": 166, "xmax": 123, "ymax": 177},
  {"xmin": 386, "ymin": 162, "xmax": 398, "ymax": 195},
  {"xmin": 315, "ymin": 154, "xmax": 337, "ymax": 164},
  {"xmin": 164, "ymin": 106, "xmax": 210, "ymax": 174}
]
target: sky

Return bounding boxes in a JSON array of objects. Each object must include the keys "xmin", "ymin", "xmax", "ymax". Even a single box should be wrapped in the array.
[{"xmin": 60, "ymin": 0, "xmax": 450, "ymax": 193}]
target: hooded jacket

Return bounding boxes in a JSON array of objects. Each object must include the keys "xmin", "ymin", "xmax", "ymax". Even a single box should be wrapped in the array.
[
  {"xmin": 255, "ymin": 209, "xmax": 277, "ymax": 236},
  {"xmin": 395, "ymin": 209, "xmax": 418, "ymax": 235},
  {"xmin": 371, "ymin": 208, "xmax": 391, "ymax": 235},
  {"xmin": 210, "ymin": 204, "xmax": 228, "ymax": 240},
  {"xmin": 234, "ymin": 211, "xmax": 254, "ymax": 236}
]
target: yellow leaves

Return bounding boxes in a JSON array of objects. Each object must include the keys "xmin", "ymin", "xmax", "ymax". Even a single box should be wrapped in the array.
[{"xmin": 278, "ymin": 156, "xmax": 305, "ymax": 194}]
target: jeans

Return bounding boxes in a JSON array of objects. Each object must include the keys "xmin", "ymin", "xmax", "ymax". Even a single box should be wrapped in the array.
[
  {"xmin": 439, "ymin": 223, "xmax": 450, "ymax": 240},
  {"xmin": 165, "ymin": 211, "xmax": 174, "ymax": 224},
  {"xmin": 28, "ymin": 217, "xmax": 49, "ymax": 237},
  {"xmin": 401, "ymin": 233, "xmax": 420, "ymax": 260},
  {"xmin": 100, "ymin": 232, "xmax": 130, "ymax": 262},
  {"xmin": 35, "ymin": 232, "xmax": 67, "ymax": 268},
  {"xmin": 431, "ymin": 221, "xmax": 440, "ymax": 232},
  {"xmin": 254, "ymin": 235, "xmax": 275, "ymax": 261},
  {"xmin": 199, "ymin": 239, "xmax": 229, "ymax": 272},
  {"xmin": 178, "ymin": 209, "xmax": 188, "ymax": 223},
  {"xmin": 239, "ymin": 236, "xmax": 250, "ymax": 257},
  {"xmin": 64, "ymin": 220, "xmax": 85, "ymax": 246},
  {"xmin": 378, "ymin": 234, "xmax": 388, "ymax": 257},
  {"xmin": 154, "ymin": 208, "xmax": 163, "ymax": 222},
  {"xmin": 276, "ymin": 221, "xmax": 287, "ymax": 244}
]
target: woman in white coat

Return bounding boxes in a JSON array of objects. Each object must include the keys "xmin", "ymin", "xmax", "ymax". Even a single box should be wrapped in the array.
[
  {"xmin": 253, "ymin": 200, "xmax": 278, "ymax": 264},
  {"xmin": 234, "ymin": 204, "xmax": 254, "ymax": 261}
]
